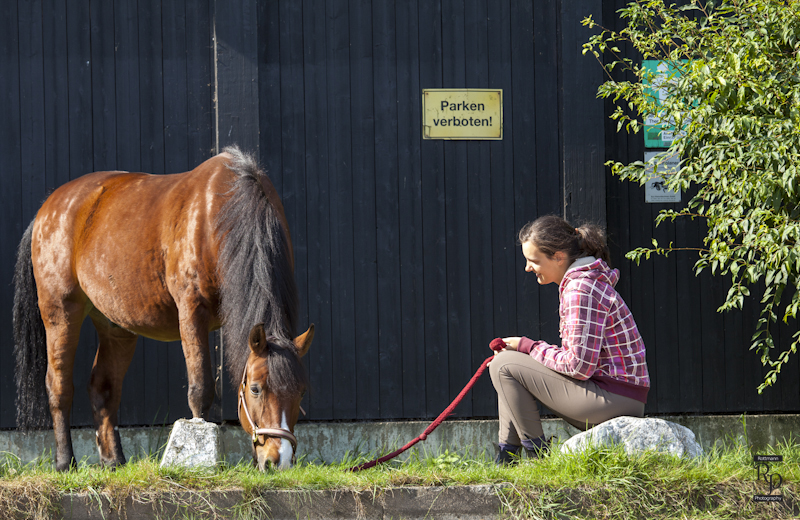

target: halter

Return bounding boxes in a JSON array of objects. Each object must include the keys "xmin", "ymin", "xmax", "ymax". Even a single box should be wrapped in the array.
[{"xmin": 238, "ymin": 367, "xmax": 298, "ymax": 452}]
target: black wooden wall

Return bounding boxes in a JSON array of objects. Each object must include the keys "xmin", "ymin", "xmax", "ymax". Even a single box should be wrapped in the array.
[{"xmin": 0, "ymin": 0, "xmax": 795, "ymax": 432}]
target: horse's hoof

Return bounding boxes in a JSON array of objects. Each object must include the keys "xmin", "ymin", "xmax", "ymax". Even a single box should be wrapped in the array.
[
  {"xmin": 55, "ymin": 458, "xmax": 78, "ymax": 472},
  {"xmin": 99, "ymin": 459, "xmax": 125, "ymax": 471}
]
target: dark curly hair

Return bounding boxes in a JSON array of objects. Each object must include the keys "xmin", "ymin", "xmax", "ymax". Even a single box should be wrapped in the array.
[{"xmin": 518, "ymin": 215, "xmax": 610, "ymax": 265}]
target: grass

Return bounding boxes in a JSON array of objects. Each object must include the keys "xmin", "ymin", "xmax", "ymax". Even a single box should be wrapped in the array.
[{"xmin": 0, "ymin": 435, "xmax": 797, "ymax": 519}]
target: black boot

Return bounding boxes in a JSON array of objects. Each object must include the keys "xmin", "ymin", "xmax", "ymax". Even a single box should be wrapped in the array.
[
  {"xmin": 521, "ymin": 436, "xmax": 551, "ymax": 459},
  {"xmin": 494, "ymin": 444, "xmax": 521, "ymax": 465}
]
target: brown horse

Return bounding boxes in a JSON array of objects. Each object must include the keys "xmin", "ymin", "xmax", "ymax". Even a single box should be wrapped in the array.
[{"xmin": 13, "ymin": 147, "xmax": 313, "ymax": 471}]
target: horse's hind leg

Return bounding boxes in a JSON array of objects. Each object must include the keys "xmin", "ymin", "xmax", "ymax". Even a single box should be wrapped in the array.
[
  {"xmin": 88, "ymin": 315, "xmax": 138, "ymax": 468},
  {"xmin": 42, "ymin": 301, "xmax": 86, "ymax": 471}
]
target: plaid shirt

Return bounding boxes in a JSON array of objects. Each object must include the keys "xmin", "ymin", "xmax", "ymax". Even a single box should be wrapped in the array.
[{"xmin": 519, "ymin": 258, "xmax": 650, "ymax": 390}]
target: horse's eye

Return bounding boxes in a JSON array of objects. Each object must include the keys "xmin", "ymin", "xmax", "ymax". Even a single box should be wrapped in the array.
[{"xmin": 249, "ymin": 384, "xmax": 262, "ymax": 397}]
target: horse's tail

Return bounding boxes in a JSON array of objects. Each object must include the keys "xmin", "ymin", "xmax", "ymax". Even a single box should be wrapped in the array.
[{"xmin": 13, "ymin": 219, "xmax": 51, "ymax": 431}]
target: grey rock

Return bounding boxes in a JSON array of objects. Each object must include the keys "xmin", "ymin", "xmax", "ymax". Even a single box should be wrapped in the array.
[
  {"xmin": 160, "ymin": 418, "xmax": 222, "ymax": 469},
  {"xmin": 559, "ymin": 416, "xmax": 703, "ymax": 458}
]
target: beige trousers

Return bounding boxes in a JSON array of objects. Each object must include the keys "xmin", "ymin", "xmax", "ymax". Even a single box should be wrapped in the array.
[{"xmin": 488, "ymin": 350, "xmax": 645, "ymax": 445}]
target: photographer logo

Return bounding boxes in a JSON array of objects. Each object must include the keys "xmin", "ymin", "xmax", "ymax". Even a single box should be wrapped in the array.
[{"xmin": 753, "ymin": 455, "xmax": 783, "ymax": 503}]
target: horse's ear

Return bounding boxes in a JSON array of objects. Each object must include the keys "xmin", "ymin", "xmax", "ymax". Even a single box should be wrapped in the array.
[
  {"xmin": 249, "ymin": 323, "xmax": 268, "ymax": 355},
  {"xmin": 294, "ymin": 324, "xmax": 314, "ymax": 358}
]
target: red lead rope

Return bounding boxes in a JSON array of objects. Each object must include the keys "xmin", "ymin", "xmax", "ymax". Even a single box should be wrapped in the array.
[{"xmin": 349, "ymin": 338, "xmax": 507, "ymax": 472}]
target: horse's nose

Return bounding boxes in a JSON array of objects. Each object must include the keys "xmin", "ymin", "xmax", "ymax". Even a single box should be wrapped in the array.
[
  {"xmin": 256, "ymin": 452, "xmax": 273, "ymax": 471},
  {"xmin": 256, "ymin": 449, "xmax": 291, "ymax": 471}
]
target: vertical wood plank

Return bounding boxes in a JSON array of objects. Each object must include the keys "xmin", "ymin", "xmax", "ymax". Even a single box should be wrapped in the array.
[
  {"xmin": 326, "ymin": 0, "xmax": 357, "ymax": 420},
  {"xmin": 214, "ymin": 0, "xmax": 259, "ymax": 156},
  {"xmin": 163, "ymin": 0, "xmax": 189, "ymax": 166},
  {"xmin": 278, "ymin": 0, "xmax": 312, "ymax": 418},
  {"xmin": 396, "ymin": 0, "xmax": 427, "ymax": 419},
  {"xmin": 18, "ymin": 0, "xmax": 46, "ymax": 221},
  {"xmin": 139, "ymin": 0, "xmax": 165, "ymax": 175},
  {"xmin": 42, "ymin": 0, "xmax": 71, "ymax": 194},
  {"xmin": 464, "ymin": 0, "xmax": 495, "ymax": 416},
  {"xmin": 777, "ymin": 306, "xmax": 800, "ymax": 411},
  {"xmin": 488, "ymin": 0, "xmax": 518, "ymax": 362},
  {"xmin": 652, "ymin": 204, "xmax": 680, "ymax": 413},
  {"xmin": 624, "ymin": 149, "xmax": 659, "ymax": 414},
  {"xmin": 418, "ymin": 0, "xmax": 450, "ymax": 417},
  {"xmin": 674, "ymin": 202, "xmax": 703, "ymax": 413},
  {"xmin": 90, "ymin": 0, "xmax": 117, "ymax": 170},
  {"xmin": 302, "ymin": 0, "xmax": 334, "ymax": 419},
  {"xmin": 373, "ymin": 0, "xmax": 403, "ymax": 419},
  {"xmin": 742, "ymin": 285, "xmax": 765, "ymax": 412},
  {"xmin": 114, "ymin": 0, "xmax": 141, "ymax": 171},
  {"xmin": 186, "ymin": 0, "xmax": 214, "ymax": 165},
  {"xmin": 533, "ymin": 0, "xmax": 561, "ymax": 344},
  {"xmin": 560, "ymin": 0, "xmax": 605, "ymax": 227},
  {"xmin": 724, "ymin": 294, "xmax": 747, "ymax": 412},
  {"xmin": 349, "ymin": 0, "xmax": 380, "ymax": 419},
  {"xmin": 700, "ymin": 264, "xmax": 726, "ymax": 412},
  {"xmin": 0, "ymin": 0, "xmax": 22, "ymax": 429},
  {"xmin": 510, "ymin": 0, "xmax": 540, "ymax": 344},
  {"xmin": 259, "ymin": 0, "xmax": 283, "ymax": 191},
  {"xmin": 441, "ymin": 0, "xmax": 472, "ymax": 418}
]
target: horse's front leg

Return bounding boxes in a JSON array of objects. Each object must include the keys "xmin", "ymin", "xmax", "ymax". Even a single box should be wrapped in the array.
[
  {"xmin": 88, "ymin": 315, "xmax": 138, "ymax": 468},
  {"xmin": 178, "ymin": 306, "xmax": 215, "ymax": 418}
]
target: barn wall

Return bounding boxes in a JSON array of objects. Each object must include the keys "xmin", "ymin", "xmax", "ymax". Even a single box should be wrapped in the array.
[{"xmin": 1, "ymin": 0, "xmax": 794, "ymax": 432}]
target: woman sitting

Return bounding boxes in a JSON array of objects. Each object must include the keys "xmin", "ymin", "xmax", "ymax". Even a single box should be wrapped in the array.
[{"xmin": 489, "ymin": 215, "xmax": 650, "ymax": 464}]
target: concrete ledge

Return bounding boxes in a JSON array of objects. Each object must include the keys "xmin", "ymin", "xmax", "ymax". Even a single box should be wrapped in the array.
[
  {"xmin": 1, "ymin": 414, "xmax": 797, "ymax": 466},
  {"xmin": 53, "ymin": 486, "xmax": 505, "ymax": 520}
]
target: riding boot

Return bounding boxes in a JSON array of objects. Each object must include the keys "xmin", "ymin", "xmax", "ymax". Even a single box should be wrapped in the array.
[
  {"xmin": 494, "ymin": 443, "xmax": 521, "ymax": 465},
  {"xmin": 521, "ymin": 435, "xmax": 551, "ymax": 459}
]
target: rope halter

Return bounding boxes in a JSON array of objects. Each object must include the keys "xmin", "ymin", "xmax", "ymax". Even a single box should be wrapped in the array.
[{"xmin": 238, "ymin": 366, "xmax": 298, "ymax": 452}]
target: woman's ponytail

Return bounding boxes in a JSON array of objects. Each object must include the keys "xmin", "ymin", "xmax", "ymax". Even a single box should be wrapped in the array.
[{"xmin": 575, "ymin": 224, "xmax": 610, "ymax": 264}]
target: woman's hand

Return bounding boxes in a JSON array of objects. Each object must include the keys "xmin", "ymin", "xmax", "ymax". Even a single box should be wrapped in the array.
[
  {"xmin": 501, "ymin": 337, "xmax": 521, "ymax": 351},
  {"xmin": 488, "ymin": 337, "xmax": 522, "ymax": 365}
]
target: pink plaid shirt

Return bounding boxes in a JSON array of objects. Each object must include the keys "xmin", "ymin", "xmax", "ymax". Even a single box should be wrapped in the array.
[{"xmin": 517, "ymin": 258, "xmax": 650, "ymax": 402}]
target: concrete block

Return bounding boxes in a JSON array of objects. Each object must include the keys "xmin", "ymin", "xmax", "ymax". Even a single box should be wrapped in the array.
[{"xmin": 159, "ymin": 418, "xmax": 222, "ymax": 469}]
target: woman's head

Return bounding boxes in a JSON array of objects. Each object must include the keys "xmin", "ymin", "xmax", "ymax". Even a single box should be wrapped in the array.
[{"xmin": 518, "ymin": 215, "xmax": 610, "ymax": 270}]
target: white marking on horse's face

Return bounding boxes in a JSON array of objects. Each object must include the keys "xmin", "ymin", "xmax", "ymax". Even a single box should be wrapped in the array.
[{"xmin": 278, "ymin": 411, "xmax": 293, "ymax": 468}]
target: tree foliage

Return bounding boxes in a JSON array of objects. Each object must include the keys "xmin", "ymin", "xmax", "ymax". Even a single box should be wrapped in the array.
[{"xmin": 582, "ymin": 0, "xmax": 800, "ymax": 392}]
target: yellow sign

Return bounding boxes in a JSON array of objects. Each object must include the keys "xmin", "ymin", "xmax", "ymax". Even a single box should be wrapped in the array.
[{"xmin": 422, "ymin": 89, "xmax": 502, "ymax": 140}]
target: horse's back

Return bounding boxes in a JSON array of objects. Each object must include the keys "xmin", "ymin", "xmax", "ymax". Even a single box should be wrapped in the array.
[{"xmin": 31, "ymin": 154, "xmax": 236, "ymax": 339}]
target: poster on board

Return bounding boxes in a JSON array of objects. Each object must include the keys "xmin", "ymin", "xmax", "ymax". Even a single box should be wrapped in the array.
[
  {"xmin": 643, "ymin": 60, "xmax": 688, "ymax": 148},
  {"xmin": 644, "ymin": 151, "xmax": 681, "ymax": 203}
]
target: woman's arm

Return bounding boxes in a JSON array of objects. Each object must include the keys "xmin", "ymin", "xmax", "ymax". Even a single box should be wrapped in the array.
[{"xmin": 528, "ymin": 284, "xmax": 610, "ymax": 380}]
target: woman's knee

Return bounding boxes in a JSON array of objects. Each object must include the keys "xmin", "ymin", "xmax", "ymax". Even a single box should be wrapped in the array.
[{"xmin": 488, "ymin": 350, "xmax": 517, "ymax": 379}]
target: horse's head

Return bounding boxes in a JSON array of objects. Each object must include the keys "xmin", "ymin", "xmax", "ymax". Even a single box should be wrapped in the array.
[{"xmin": 238, "ymin": 323, "xmax": 314, "ymax": 470}]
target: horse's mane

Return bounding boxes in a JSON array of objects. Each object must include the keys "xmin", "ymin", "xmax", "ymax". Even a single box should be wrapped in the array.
[{"xmin": 216, "ymin": 146, "xmax": 306, "ymax": 396}]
